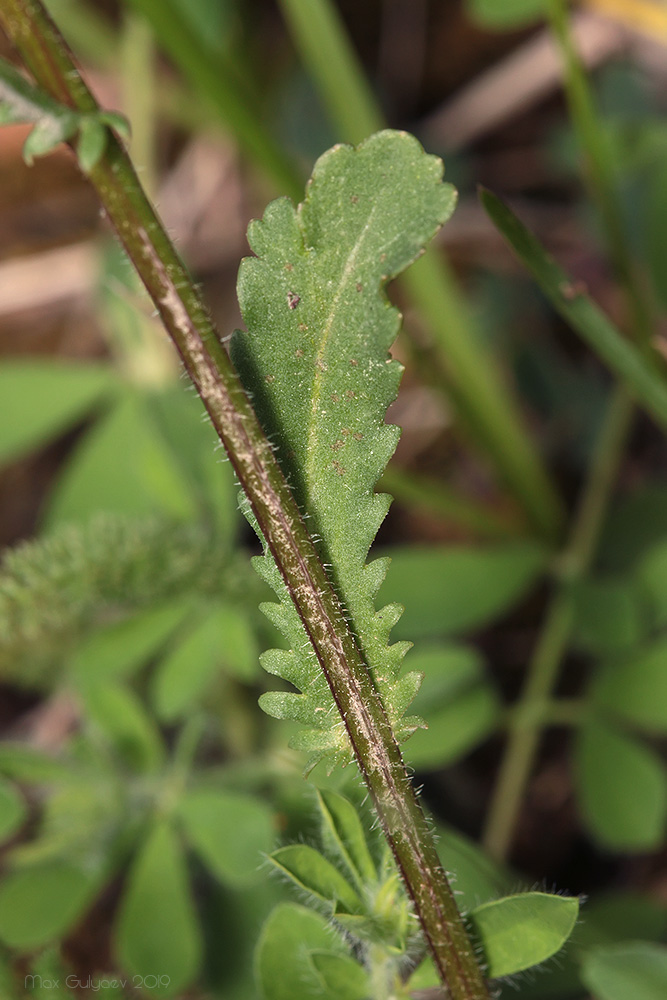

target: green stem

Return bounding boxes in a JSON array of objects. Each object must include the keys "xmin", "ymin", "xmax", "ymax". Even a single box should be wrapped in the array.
[
  {"xmin": 547, "ymin": 0, "xmax": 653, "ymax": 355},
  {"xmin": 126, "ymin": 0, "xmax": 301, "ymax": 199},
  {"xmin": 121, "ymin": 9, "xmax": 157, "ymax": 196},
  {"xmin": 0, "ymin": 2, "xmax": 489, "ymax": 995},
  {"xmin": 483, "ymin": 0, "xmax": 655, "ymax": 863},
  {"xmin": 380, "ymin": 466, "xmax": 524, "ymax": 540},
  {"xmin": 277, "ymin": 0, "xmax": 563, "ymax": 540},
  {"xmin": 483, "ymin": 386, "xmax": 633, "ymax": 860}
]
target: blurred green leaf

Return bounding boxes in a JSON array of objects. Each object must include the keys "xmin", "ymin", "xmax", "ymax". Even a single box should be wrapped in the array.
[
  {"xmin": 592, "ymin": 638, "xmax": 667, "ymax": 734},
  {"xmin": 378, "ymin": 542, "xmax": 546, "ymax": 639},
  {"xmin": 406, "ymin": 684, "xmax": 499, "ymax": 770},
  {"xmin": 0, "ymin": 778, "xmax": 26, "ymax": 842},
  {"xmin": 0, "ymin": 862, "xmax": 95, "ymax": 949},
  {"xmin": 76, "ymin": 115, "xmax": 108, "ymax": 172},
  {"xmin": 599, "ymin": 485, "xmax": 667, "ymax": 572},
  {"xmin": 581, "ymin": 942, "xmax": 667, "ymax": 1000},
  {"xmin": 45, "ymin": 394, "xmax": 197, "ymax": 526},
  {"xmin": 309, "ymin": 950, "xmax": 370, "ymax": 1000},
  {"xmin": 637, "ymin": 537, "xmax": 667, "ymax": 627},
  {"xmin": 70, "ymin": 599, "xmax": 190, "ymax": 685},
  {"xmin": 83, "ymin": 682, "xmax": 165, "ymax": 773},
  {"xmin": 115, "ymin": 821, "xmax": 202, "ymax": 997},
  {"xmin": 0, "ymin": 744, "xmax": 69, "ymax": 783},
  {"xmin": 571, "ymin": 577, "xmax": 646, "ymax": 655},
  {"xmin": 0, "ymin": 361, "xmax": 115, "ymax": 466},
  {"xmin": 177, "ymin": 789, "xmax": 274, "ymax": 887},
  {"xmin": 150, "ymin": 386, "xmax": 238, "ymax": 545},
  {"xmin": 575, "ymin": 719, "xmax": 666, "ymax": 850},
  {"xmin": 469, "ymin": 891, "xmax": 579, "ymax": 977},
  {"xmin": 317, "ymin": 789, "xmax": 377, "ymax": 889},
  {"xmin": 255, "ymin": 902, "xmax": 349, "ymax": 1000},
  {"xmin": 466, "ymin": 0, "xmax": 547, "ymax": 29},
  {"xmin": 151, "ymin": 604, "xmax": 227, "ymax": 722},
  {"xmin": 436, "ymin": 825, "xmax": 513, "ymax": 914},
  {"xmin": 269, "ymin": 845, "xmax": 363, "ymax": 914}
]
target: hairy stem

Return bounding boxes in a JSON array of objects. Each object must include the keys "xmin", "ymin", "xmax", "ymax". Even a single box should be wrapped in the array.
[{"xmin": 0, "ymin": 1, "xmax": 489, "ymax": 995}]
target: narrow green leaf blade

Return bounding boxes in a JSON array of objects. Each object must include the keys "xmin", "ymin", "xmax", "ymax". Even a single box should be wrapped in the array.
[
  {"xmin": 468, "ymin": 891, "xmax": 579, "ymax": 978},
  {"xmin": 269, "ymin": 844, "xmax": 363, "ymax": 914},
  {"xmin": 581, "ymin": 942, "xmax": 667, "ymax": 1000},
  {"xmin": 83, "ymin": 681, "xmax": 165, "ymax": 773},
  {"xmin": 481, "ymin": 188, "xmax": 667, "ymax": 430},
  {"xmin": 115, "ymin": 821, "xmax": 202, "ymax": 996},
  {"xmin": 466, "ymin": 0, "xmax": 547, "ymax": 29},
  {"xmin": 317, "ymin": 789, "xmax": 377, "ymax": 887},
  {"xmin": 575, "ymin": 719, "xmax": 667, "ymax": 850},
  {"xmin": 232, "ymin": 130, "xmax": 456, "ymax": 763},
  {"xmin": 177, "ymin": 789, "xmax": 274, "ymax": 887}
]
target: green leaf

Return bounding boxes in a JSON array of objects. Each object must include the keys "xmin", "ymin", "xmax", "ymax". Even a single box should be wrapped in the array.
[
  {"xmin": 22, "ymin": 111, "xmax": 79, "ymax": 164},
  {"xmin": 0, "ymin": 862, "xmax": 95, "ymax": 949},
  {"xmin": 0, "ymin": 779, "xmax": 27, "ymax": 842},
  {"xmin": 177, "ymin": 789, "xmax": 274, "ymax": 887},
  {"xmin": 115, "ymin": 821, "xmax": 202, "ymax": 996},
  {"xmin": 70, "ymin": 599, "xmax": 190, "ymax": 685},
  {"xmin": 269, "ymin": 844, "xmax": 363, "ymax": 914},
  {"xmin": 436, "ymin": 825, "xmax": 513, "ymax": 914},
  {"xmin": 0, "ymin": 744, "xmax": 69, "ymax": 783},
  {"xmin": 637, "ymin": 537, "xmax": 667, "ymax": 628},
  {"xmin": 466, "ymin": 0, "xmax": 547, "ymax": 29},
  {"xmin": 0, "ymin": 360, "xmax": 115, "ymax": 466},
  {"xmin": 45, "ymin": 394, "xmax": 197, "ymax": 526},
  {"xmin": 581, "ymin": 942, "xmax": 667, "ymax": 1000},
  {"xmin": 232, "ymin": 130, "xmax": 455, "ymax": 765},
  {"xmin": 151, "ymin": 605, "xmax": 227, "ymax": 721},
  {"xmin": 255, "ymin": 902, "xmax": 349, "ymax": 1000},
  {"xmin": 571, "ymin": 577, "xmax": 646, "ymax": 655},
  {"xmin": 481, "ymin": 189, "xmax": 667, "ymax": 430},
  {"xmin": 310, "ymin": 951, "xmax": 371, "ymax": 1000},
  {"xmin": 76, "ymin": 115, "xmax": 108, "ymax": 172},
  {"xmin": 468, "ymin": 891, "xmax": 579, "ymax": 978},
  {"xmin": 575, "ymin": 719, "xmax": 667, "ymax": 850},
  {"xmin": 591, "ymin": 638, "xmax": 667, "ymax": 734},
  {"xmin": 407, "ymin": 684, "xmax": 499, "ymax": 770},
  {"xmin": 0, "ymin": 778, "xmax": 26, "ymax": 842},
  {"xmin": 316, "ymin": 789, "xmax": 377, "ymax": 888},
  {"xmin": 83, "ymin": 682, "xmax": 165, "ymax": 773},
  {"xmin": 379, "ymin": 542, "xmax": 546, "ymax": 639},
  {"xmin": 404, "ymin": 643, "xmax": 500, "ymax": 767},
  {"xmin": 153, "ymin": 602, "xmax": 259, "ymax": 721}
]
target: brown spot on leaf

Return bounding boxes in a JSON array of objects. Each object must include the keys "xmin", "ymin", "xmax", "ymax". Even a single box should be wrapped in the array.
[
  {"xmin": 298, "ymin": 323, "xmax": 308, "ymax": 332},
  {"xmin": 331, "ymin": 393, "xmax": 340, "ymax": 402},
  {"xmin": 331, "ymin": 439, "xmax": 344, "ymax": 451},
  {"xmin": 264, "ymin": 374, "xmax": 275, "ymax": 383},
  {"xmin": 341, "ymin": 427, "xmax": 350, "ymax": 436},
  {"xmin": 349, "ymin": 359, "xmax": 358, "ymax": 366},
  {"xmin": 284, "ymin": 263, "xmax": 293, "ymax": 272},
  {"xmin": 353, "ymin": 432, "xmax": 364, "ymax": 441},
  {"xmin": 332, "ymin": 460, "xmax": 346, "ymax": 475},
  {"xmin": 295, "ymin": 348, "xmax": 304, "ymax": 358},
  {"xmin": 356, "ymin": 282, "xmax": 363, "ymax": 292},
  {"xmin": 350, "ymin": 195, "xmax": 359, "ymax": 204},
  {"xmin": 345, "ymin": 390, "xmax": 355, "ymax": 399},
  {"xmin": 287, "ymin": 291, "xmax": 300, "ymax": 309}
]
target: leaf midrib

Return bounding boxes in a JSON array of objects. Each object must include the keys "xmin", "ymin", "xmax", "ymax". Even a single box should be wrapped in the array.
[{"xmin": 305, "ymin": 203, "xmax": 379, "ymax": 495}]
